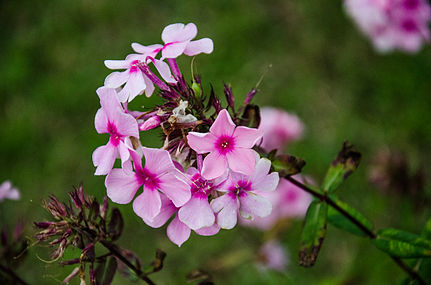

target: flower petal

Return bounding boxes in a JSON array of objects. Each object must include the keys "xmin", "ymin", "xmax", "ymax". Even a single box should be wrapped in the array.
[
  {"xmin": 131, "ymin": 43, "xmax": 163, "ymax": 55},
  {"xmin": 239, "ymin": 192, "xmax": 272, "ymax": 219},
  {"xmin": 233, "ymin": 126, "xmax": 263, "ymax": 148},
  {"xmin": 133, "ymin": 186, "xmax": 161, "ymax": 221},
  {"xmin": 94, "ymin": 108, "xmax": 108, "ymax": 134},
  {"xmin": 118, "ymin": 71, "xmax": 146, "ymax": 103},
  {"xmin": 162, "ymin": 23, "xmax": 197, "ymax": 43},
  {"xmin": 142, "ymin": 147, "xmax": 175, "ymax": 174},
  {"xmin": 167, "ymin": 215, "xmax": 191, "ymax": 247},
  {"xmin": 161, "ymin": 41, "xmax": 189, "ymax": 59},
  {"xmin": 187, "ymin": 132, "xmax": 216, "ymax": 154},
  {"xmin": 93, "ymin": 143, "xmax": 118, "ymax": 176},
  {"xmin": 104, "ymin": 71, "xmax": 129, "ymax": 88},
  {"xmin": 210, "ymin": 109, "xmax": 236, "ymax": 137},
  {"xmin": 201, "ymin": 152, "xmax": 228, "ymax": 180},
  {"xmin": 158, "ymin": 173, "xmax": 191, "ymax": 207},
  {"xmin": 104, "ymin": 59, "xmax": 130, "ymax": 70},
  {"xmin": 194, "ymin": 222, "xmax": 220, "ymax": 236},
  {"xmin": 211, "ymin": 194, "xmax": 239, "ymax": 229},
  {"xmin": 178, "ymin": 195, "xmax": 215, "ymax": 230},
  {"xmin": 105, "ymin": 168, "xmax": 140, "ymax": 204},
  {"xmin": 143, "ymin": 74, "xmax": 155, "ymax": 98},
  {"xmin": 141, "ymin": 194, "xmax": 176, "ymax": 228},
  {"xmin": 251, "ymin": 158, "xmax": 279, "ymax": 192},
  {"xmin": 226, "ymin": 148, "xmax": 256, "ymax": 176},
  {"xmin": 152, "ymin": 59, "xmax": 177, "ymax": 84},
  {"xmin": 184, "ymin": 38, "xmax": 214, "ymax": 56}
]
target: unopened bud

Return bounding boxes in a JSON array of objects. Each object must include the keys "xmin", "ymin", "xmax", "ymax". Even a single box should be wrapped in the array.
[{"xmin": 140, "ymin": 116, "xmax": 162, "ymax": 131}]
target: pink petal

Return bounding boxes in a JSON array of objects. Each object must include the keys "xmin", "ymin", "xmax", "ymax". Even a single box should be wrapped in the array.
[
  {"xmin": 97, "ymin": 87, "xmax": 122, "ymax": 119},
  {"xmin": 94, "ymin": 108, "xmax": 108, "ymax": 134},
  {"xmin": 143, "ymin": 74, "xmax": 155, "ymax": 98},
  {"xmin": 167, "ymin": 215, "xmax": 191, "ymax": 247},
  {"xmin": 161, "ymin": 41, "xmax": 189, "ymax": 59},
  {"xmin": 186, "ymin": 132, "xmax": 216, "ymax": 154},
  {"xmin": 142, "ymin": 195, "xmax": 176, "ymax": 228},
  {"xmin": 211, "ymin": 194, "xmax": 239, "ymax": 229},
  {"xmin": 233, "ymin": 126, "xmax": 263, "ymax": 148},
  {"xmin": 239, "ymin": 192, "xmax": 272, "ymax": 219},
  {"xmin": 104, "ymin": 71, "xmax": 129, "ymax": 88},
  {"xmin": 226, "ymin": 148, "xmax": 256, "ymax": 176},
  {"xmin": 131, "ymin": 43, "xmax": 163, "ymax": 55},
  {"xmin": 153, "ymin": 59, "xmax": 177, "ymax": 84},
  {"xmin": 105, "ymin": 168, "xmax": 141, "ymax": 204},
  {"xmin": 6, "ymin": 188, "xmax": 20, "ymax": 200},
  {"xmin": 178, "ymin": 195, "xmax": 215, "ymax": 230},
  {"xmin": 209, "ymin": 109, "xmax": 236, "ymax": 137},
  {"xmin": 118, "ymin": 71, "xmax": 146, "ymax": 103},
  {"xmin": 184, "ymin": 38, "xmax": 214, "ymax": 56},
  {"xmin": 133, "ymin": 186, "xmax": 161, "ymax": 221},
  {"xmin": 142, "ymin": 147, "xmax": 175, "ymax": 175},
  {"xmin": 201, "ymin": 152, "xmax": 228, "ymax": 180},
  {"xmin": 104, "ymin": 59, "xmax": 130, "ymax": 70},
  {"xmin": 162, "ymin": 23, "xmax": 197, "ymax": 43},
  {"xmin": 158, "ymin": 173, "xmax": 191, "ymax": 207},
  {"xmin": 251, "ymin": 158, "xmax": 279, "ymax": 192},
  {"xmin": 114, "ymin": 111, "xmax": 140, "ymax": 138},
  {"xmin": 194, "ymin": 222, "xmax": 220, "ymax": 236},
  {"xmin": 93, "ymin": 143, "xmax": 118, "ymax": 176}
]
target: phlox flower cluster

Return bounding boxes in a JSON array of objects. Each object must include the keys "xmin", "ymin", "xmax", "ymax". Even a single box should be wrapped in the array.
[
  {"xmin": 92, "ymin": 23, "xmax": 281, "ymax": 246},
  {"xmin": 345, "ymin": 0, "xmax": 431, "ymax": 52}
]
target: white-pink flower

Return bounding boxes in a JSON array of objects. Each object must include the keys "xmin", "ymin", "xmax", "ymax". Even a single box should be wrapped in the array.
[
  {"xmin": 142, "ymin": 194, "xmax": 220, "ymax": 247},
  {"xmin": 210, "ymin": 157, "xmax": 279, "ymax": 229},
  {"xmin": 345, "ymin": 0, "xmax": 431, "ymax": 53},
  {"xmin": 105, "ymin": 147, "xmax": 190, "ymax": 222},
  {"xmin": 257, "ymin": 240, "xmax": 289, "ymax": 273},
  {"xmin": 259, "ymin": 107, "xmax": 304, "ymax": 152},
  {"xmin": 187, "ymin": 109, "xmax": 263, "ymax": 180},
  {"xmin": 92, "ymin": 87, "xmax": 139, "ymax": 176},
  {"xmin": 0, "ymin": 181, "xmax": 20, "ymax": 202}
]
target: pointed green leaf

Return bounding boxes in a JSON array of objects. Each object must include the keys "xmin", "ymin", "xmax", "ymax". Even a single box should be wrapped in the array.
[
  {"xmin": 327, "ymin": 195, "xmax": 373, "ymax": 237},
  {"xmin": 299, "ymin": 200, "xmax": 328, "ymax": 267},
  {"xmin": 322, "ymin": 141, "xmax": 361, "ymax": 193}
]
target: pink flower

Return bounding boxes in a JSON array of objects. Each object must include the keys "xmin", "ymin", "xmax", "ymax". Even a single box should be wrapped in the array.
[
  {"xmin": 105, "ymin": 147, "xmax": 190, "ymax": 221},
  {"xmin": 345, "ymin": 0, "xmax": 431, "ymax": 53},
  {"xmin": 257, "ymin": 240, "xmax": 289, "ymax": 272},
  {"xmin": 92, "ymin": 87, "xmax": 139, "ymax": 176},
  {"xmin": 210, "ymin": 157, "xmax": 279, "ymax": 229},
  {"xmin": 104, "ymin": 54, "xmax": 176, "ymax": 102},
  {"xmin": 187, "ymin": 109, "xmax": 263, "ymax": 180},
  {"xmin": 0, "ymin": 181, "xmax": 20, "ymax": 202},
  {"xmin": 142, "ymin": 194, "xmax": 220, "ymax": 247},
  {"xmin": 241, "ymin": 175, "xmax": 313, "ymax": 230},
  {"xmin": 258, "ymin": 107, "xmax": 304, "ymax": 152},
  {"xmin": 177, "ymin": 167, "xmax": 225, "ymax": 230}
]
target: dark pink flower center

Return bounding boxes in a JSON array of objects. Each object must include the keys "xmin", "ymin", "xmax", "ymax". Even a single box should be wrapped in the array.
[
  {"xmin": 129, "ymin": 60, "xmax": 141, "ymax": 74},
  {"xmin": 401, "ymin": 19, "xmax": 418, "ymax": 33},
  {"xmin": 215, "ymin": 135, "xmax": 235, "ymax": 155},
  {"xmin": 229, "ymin": 179, "xmax": 252, "ymax": 197},
  {"xmin": 190, "ymin": 173, "xmax": 213, "ymax": 198},
  {"xmin": 403, "ymin": 0, "xmax": 420, "ymax": 9},
  {"xmin": 108, "ymin": 121, "xmax": 121, "ymax": 146},
  {"xmin": 284, "ymin": 190, "xmax": 298, "ymax": 203},
  {"xmin": 136, "ymin": 168, "xmax": 160, "ymax": 190}
]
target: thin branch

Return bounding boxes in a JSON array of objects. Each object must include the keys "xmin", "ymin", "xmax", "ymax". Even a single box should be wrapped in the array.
[
  {"xmin": 0, "ymin": 263, "xmax": 28, "ymax": 285},
  {"xmin": 285, "ymin": 176, "xmax": 427, "ymax": 285}
]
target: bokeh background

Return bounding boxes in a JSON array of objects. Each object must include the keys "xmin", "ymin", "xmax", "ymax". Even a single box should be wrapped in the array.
[{"xmin": 1, "ymin": 0, "xmax": 430, "ymax": 284}]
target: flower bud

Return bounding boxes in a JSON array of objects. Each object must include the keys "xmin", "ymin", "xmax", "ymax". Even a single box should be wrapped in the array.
[{"xmin": 139, "ymin": 116, "xmax": 162, "ymax": 131}]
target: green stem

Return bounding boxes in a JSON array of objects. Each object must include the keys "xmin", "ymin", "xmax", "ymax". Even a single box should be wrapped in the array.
[{"xmin": 285, "ymin": 176, "xmax": 427, "ymax": 285}]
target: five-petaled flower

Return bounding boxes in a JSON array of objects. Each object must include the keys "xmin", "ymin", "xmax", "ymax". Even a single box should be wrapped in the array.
[{"xmin": 187, "ymin": 109, "xmax": 263, "ymax": 180}]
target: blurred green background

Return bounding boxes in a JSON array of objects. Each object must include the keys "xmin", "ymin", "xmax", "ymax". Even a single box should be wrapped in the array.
[{"xmin": 1, "ymin": 0, "xmax": 430, "ymax": 284}]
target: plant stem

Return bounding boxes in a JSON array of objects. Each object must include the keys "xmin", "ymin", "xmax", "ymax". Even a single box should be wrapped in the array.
[
  {"xmin": 285, "ymin": 176, "xmax": 427, "ymax": 285},
  {"xmin": 0, "ymin": 263, "xmax": 28, "ymax": 285}
]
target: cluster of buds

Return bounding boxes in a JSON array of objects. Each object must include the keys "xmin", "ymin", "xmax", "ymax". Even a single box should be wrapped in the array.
[
  {"xmin": 345, "ymin": 0, "xmax": 431, "ymax": 53},
  {"xmin": 93, "ymin": 23, "xmax": 311, "ymax": 247}
]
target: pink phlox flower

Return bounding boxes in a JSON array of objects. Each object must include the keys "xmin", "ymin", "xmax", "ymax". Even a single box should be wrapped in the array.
[
  {"xmin": 0, "ymin": 181, "xmax": 20, "ymax": 202},
  {"xmin": 142, "ymin": 194, "xmax": 220, "ymax": 247},
  {"xmin": 345, "ymin": 0, "xmax": 431, "ymax": 52},
  {"xmin": 105, "ymin": 147, "xmax": 191, "ymax": 222},
  {"xmin": 257, "ymin": 240, "xmax": 289, "ymax": 273},
  {"xmin": 210, "ymin": 157, "xmax": 279, "ymax": 229},
  {"xmin": 92, "ymin": 87, "xmax": 139, "ymax": 176},
  {"xmin": 104, "ymin": 53, "xmax": 176, "ymax": 102},
  {"xmin": 187, "ymin": 109, "xmax": 263, "ymax": 180},
  {"xmin": 240, "ymin": 175, "xmax": 313, "ymax": 230},
  {"xmin": 259, "ymin": 107, "xmax": 304, "ymax": 152},
  {"xmin": 177, "ymin": 167, "xmax": 226, "ymax": 230}
]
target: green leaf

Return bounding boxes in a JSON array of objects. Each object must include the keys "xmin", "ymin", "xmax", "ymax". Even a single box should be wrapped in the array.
[
  {"xmin": 108, "ymin": 208, "xmax": 124, "ymax": 241},
  {"xmin": 422, "ymin": 217, "xmax": 431, "ymax": 240},
  {"xmin": 322, "ymin": 141, "xmax": 361, "ymax": 193},
  {"xmin": 299, "ymin": 200, "xmax": 328, "ymax": 267},
  {"xmin": 373, "ymin": 229, "xmax": 431, "ymax": 258},
  {"xmin": 271, "ymin": 154, "xmax": 306, "ymax": 177},
  {"xmin": 95, "ymin": 256, "xmax": 117, "ymax": 285},
  {"xmin": 327, "ymin": 195, "xmax": 373, "ymax": 237},
  {"xmin": 239, "ymin": 104, "xmax": 260, "ymax": 128}
]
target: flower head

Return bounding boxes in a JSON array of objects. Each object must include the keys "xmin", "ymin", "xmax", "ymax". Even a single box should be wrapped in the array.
[
  {"xmin": 257, "ymin": 240, "xmax": 289, "ymax": 273},
  {"xmin": 187, "ymin": 109, "xmax": 263, "ymax": 180},
  {"xmin": 0, "ymin": 180, "xmax": 20, "ymax": 202}
]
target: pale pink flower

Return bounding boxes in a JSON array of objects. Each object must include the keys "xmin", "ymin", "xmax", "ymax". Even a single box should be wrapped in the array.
[
  {"xmin": 257, "ymin": 240, "xmax": 288, "ymax": 273},
  {"xmin": 92, "ymin": 87, "xmax": 139, "ymax": 176},
  {"xmin": 210, "ymin": 157, "xmax": 279, "ymax": 229},
  {"xmin": 0, "ymin": 181, "xmax": 20, "ymax": 202},
  {"xmin": 187, "ymin": 109, "xmax": 263, "ymax": 180},
  {"xmin": 105, "ymin": 147, "xmax": 190, "ymax": 222},
  {"xmin": 142, "ymin": 194, "xmax": 220, "ymax": 247},
  {"xmin": 241, "ymin": 175, "xmax": 313, "ymax": 230},
  {"xmin": 104, "ymin": 54, "xmax": 176, "ymax": 102},
  {"xmin": 345, "ymin": 0, "xmax": 431, "ymax": 53},
  {"xmin": 258, "ymin": 107, "xmax": 304, "ymax": 152}
]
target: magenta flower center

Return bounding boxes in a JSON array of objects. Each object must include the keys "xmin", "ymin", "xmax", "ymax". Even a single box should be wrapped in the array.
[
  {"xmin": 229, "ymin": 179, "xmax": 251, "ymax": 198},
  {"xmin": 190, "ymin": 173, "xmax": 213, "ymax": 198},
  {"xmin": 129, "ymin": 60, "xmax": 141, "ymax": 74},
  {"xmin": 108, "ymin": 121, "xmax": 121, "ymax": 146},
  {"xmin": 403, "ymin": 0, "xmax": 420, "ymax": 9},
  {"xmin": 285, "ymin": 190, "xmax": 298, "ymax": 203},
  {"xmin": 401, "ymin": 19, "xmax": 418, "ymax": 33},
  {"xmin": 136, "ymin": 168, "xmax": 160, "ymax": 190},
  {"xmin": 215, "ymin": 135, "xmax": 235, "ymax": 154}
]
